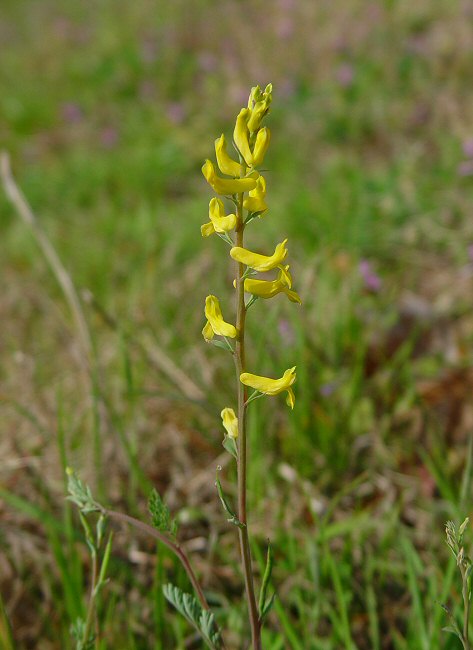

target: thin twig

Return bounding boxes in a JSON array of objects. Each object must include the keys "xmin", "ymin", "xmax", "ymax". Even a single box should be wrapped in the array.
[
  {"xmin": 103, "ymin": 508, "xmax": 210, "ymax": 611},
  {"xmin": 82, "ymin": 288, "xmax": 205, "ymax": 402},
  {"xmin": 462, "ymin": 565, "xmax": 471, "ymax": 650},
  {"xmin": 0, "ymin": 151, "xmax": 93, "ymax": 366},
  {"xmin": 83, "ymin": 550, "xmax": 98, "ymax": 646}
]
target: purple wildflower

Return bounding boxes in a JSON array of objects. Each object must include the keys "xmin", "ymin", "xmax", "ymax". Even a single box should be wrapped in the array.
[
  {"xmin": 335, "ymin": 63, "xmax": 354, "ymax": 88},
  {"xmin": 279, "ymin": 78, "xmax": 296, "ymax": 99},
  {"xmin": 458, "ymin": 161, "xmax": 473, "ymax": 177},
  {"xmin": 278, "ymin": 319, "xmax": 295, "ymax": 346},
  {"xmin": 100, "ymin": 127, "xmax": 119, "ymax": 149},
  {"xmin": 320, "ymin": 382, "xmax": 336, "ymax": 397},
  {"xmin": 61, "ymin": 102, "xmax": 83, "ymax": 124},
  {"xmin": 463, "ymin": 139, "xmax": 473, "ymax": 158},
  {"xmin": 198, "ymin": 52, "xmax": 217, "ymax": 73},
  {"xmin": 166, "ymin": 102, "xmax": 186, "ymax": 125},
  {"xmin": 276, "ymin": 16, "xmax": 294, "ymax": 39},
  {"xmin": 359, "ymin": 259, "xmax": 382, "ymax": 292}
]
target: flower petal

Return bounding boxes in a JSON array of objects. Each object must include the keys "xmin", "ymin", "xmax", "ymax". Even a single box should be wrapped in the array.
[
  {"xmin": 243, "ymin": 271, "xmax": 301, "ymax": 303},
  {"xmin": 202, "ymin": 320, "xmax": 214, "ymax": 341},
  {"xmin": 201, "ymin": 221, "xmax": 215, "ymax": 237},
  {"xmin": 243, "ymin": 176, "xmax": 267, "ymax": 214},
  {"xmin": 233, "ymin": 108, "xmax": 253, "ymax": 166},
  {"xmin": 283, "ymin": 288, "xmax": 302, "ymax": 304},
  {"xmin": 251, "ymin": 127, "xmax": 271, "ymax": 166},
  {"xmin": 215, "ymin": 135, "xmax": 241, "ymax": 177},
  {"xmin": 202, "ymin": 199, "xmax": 236, "ymax": 236},
  {"xmin": 221, "ymin": 407, "xmax": 239, "ymax": 439},
  {"xmin": 286, "ymin": 387, "xmax": 295, "ymax": 409},
  {"xmin": 204, "ymin": 295, "xmax": 237, "ymax": 339},
  {"xmin": 230, "ymin": 239, "xmax": 288, "ymax": 272},
  {"xmin": 244, "ymin": 277, "xmax": 280, "ymax": 298},
  {"xmin": 240, "ymin": 366, "xmax": 296, "ymax": 396},
  {"xmin": 277, "ymin": 264, "xmax": 292, "ymax": 288},
  {"xmin": 202, "ymin": 160, "xmax": 256, "ymax": 195},
  {"xmin": 209, "ymin": 197, "xmax": 225, "ymax": 220},
  {"xmin": 213, "ymin": 214, "xmax": 237, "ymax": 233}
]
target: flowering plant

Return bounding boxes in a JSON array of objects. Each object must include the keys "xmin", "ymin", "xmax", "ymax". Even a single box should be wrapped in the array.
[
  {"xmin": 200, "ymin": 83, "xmax": 300, "ymax": 649},
  {"xmin": 66, "ymin": 83, "xmax": 301, "ymax": 650}
]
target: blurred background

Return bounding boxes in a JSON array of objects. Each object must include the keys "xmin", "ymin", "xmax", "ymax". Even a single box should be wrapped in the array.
[{"xmin": 2, "ymin": 0, "xmax": 473, "ymax": 647}]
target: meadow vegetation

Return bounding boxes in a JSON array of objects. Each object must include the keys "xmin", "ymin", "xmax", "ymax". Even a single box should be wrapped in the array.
[{"xmin": 2, "ymin": 0, "xmax": 473, "ymax": 648}]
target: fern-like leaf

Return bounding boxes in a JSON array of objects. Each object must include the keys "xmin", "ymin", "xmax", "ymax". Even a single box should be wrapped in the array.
[
  {"xmin": 163, "ymin": 583, "xmax": 222, "ymax": 650},
  {"xmin": 66, "ymin": 468, "xmax": 101, "ymax": 514},
  {"xmin": 148, "ymin": 489, "xmax": 178, "ymax": 538}
]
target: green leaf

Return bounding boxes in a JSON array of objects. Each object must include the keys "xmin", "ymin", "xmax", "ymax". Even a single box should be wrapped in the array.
[
  {"xmin": 244, "ymin": 210, "xmax": 265, "ymax": 224},
  {"xmin": 70, "ymin": 618, "xmax": 95, "ymax": 650},
  {"xmin": 148, "ymin": 489, "xmax": 178, "ymax": 538},
  {"xmin": 66, "ymin": 468, "xmax": 101, "ymax": 514},
  {"xmin": 0, "ymin": 589, "xmax": 15, "ymax": 650},
  {"xmin": 245, "ymin": 295, "xmax": 259, "ymax": 309},
  {"xmin": 79, "ymin": 511, "xmax": 95, "ymax": 556},
  {"xmin": 96, "ymin": 514, "xmax": 106, "ymax": 548},
  {"xmin": 258, "ymin": 542, "xmax": 274, "ymax": 621},
  {"xmin": 215, "ymin": 476, "xmax": 245, "ymax": 528},
  {"xmin": 96, "ymin": 533, "xmax": 113, "ymax": 593},
  {"xmin": 261, "ymin": 592, "xmax": 276, "ymax": 621},
  {"xmin": 442, "ymin": 625, "xmax": 462, "ymax": 639},
  {"xmin": 216, "ymin": 232, "xmax": 234, "ymax": 246},
  {"xmin": 222, "ymin": 436, "xmax": 238, "ymax": 459},
  {"xmin": 162, "ymin": 584, "xmax": 222, "ymax": 650},
  {"xmin": 209, "ymin": 339, "xmax": 234, "ymax": 353},
  {"xmin": 459, "ymin": 517, "xmax": 470, "ymax": 540},
  {"xmin": 466, "ymin": 563, "xmax": 473, "ymax": 581}
]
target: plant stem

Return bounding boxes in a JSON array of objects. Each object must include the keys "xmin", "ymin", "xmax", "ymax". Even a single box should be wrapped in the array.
[
  {"xmin": 462, "ymin": 566, "xmax": 471, "ymax": 650},
  {"xmin": 83, "ymin": 550, "xmax": 98, "ymax": 647},
  {"xmin": 103, "ymin": 509, "xmax": 210, "ymax": 612},
  {"xmin": 234, "ymin": 187, "xmax": 261, "ymax": 650}
]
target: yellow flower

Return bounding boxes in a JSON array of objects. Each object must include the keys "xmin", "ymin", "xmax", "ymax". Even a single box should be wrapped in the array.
[
  {"xmin": 251, "ymin": 127, "xmax": 271, "ymax": 167},
  {"xmin": 247, "ymin": 85, "xmax": 262, "ymax": 109},
  {"xmin": 240, "ymin": 366, "xmax": 296, "ymax": 409},
  {"xmin": 243, "ymin": 175, "xmax": 267, "ymax": 214},
  {"xmin": 201, "ymin": 198, "xmax": 237, "ymax": 237},
  {"xmin": 202, "ymin": 159, "xmax": 256, "ymax": 195},
  {"xmin": 244, "ymin": 266, "xmax": 301, "ymax": 303},
  {"xmin": 233, "ymin": 108, "xmax": 253, "ymax": 166},
  {"xmin": 221, "ymin": 407, "xmax": 239, "ymax": 439},
  {"xmin": 247, "ymin": 84, "xmax": 272, "ymax": 133},
  {"xmin": 215, "ymin": 134, "xmax": 241, "ymax": 178},
  {"xmin": 230, "ymin": 238, "xmax": 288, "ymax": 272},
  {"xmin": 202, "ymin": 295, "xmax": 237, "ymax": 341}
]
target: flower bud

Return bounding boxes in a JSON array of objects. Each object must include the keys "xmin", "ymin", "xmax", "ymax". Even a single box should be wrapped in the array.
[
  {"xmin": 251, "ymin": 127, "xmax": 271, "ymax": 167},
  {"xmin": 221, "ymin": 407, "xmax": 239, "ymax": 439}
]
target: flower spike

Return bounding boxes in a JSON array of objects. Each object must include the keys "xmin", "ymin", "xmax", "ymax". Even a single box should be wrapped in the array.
[
  {"xmin": 230, "ymin": 239, "xmax": 288, "ymax": 272},
  {"xmin": 202, "ymin": 295, "xmax": 237, "ymax": 341},
  {"xmin": 199, "ymin": 84, "xmax": 298, "ymax": 648},
  {"xmin": 240, "ymin": 367, "xmax": 296, "ymax": 409}
]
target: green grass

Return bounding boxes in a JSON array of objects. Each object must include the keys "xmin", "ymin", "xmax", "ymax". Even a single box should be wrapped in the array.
[{"xmin": 2, "ymin": 0, "xmax": 473, "ymax": 647}]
